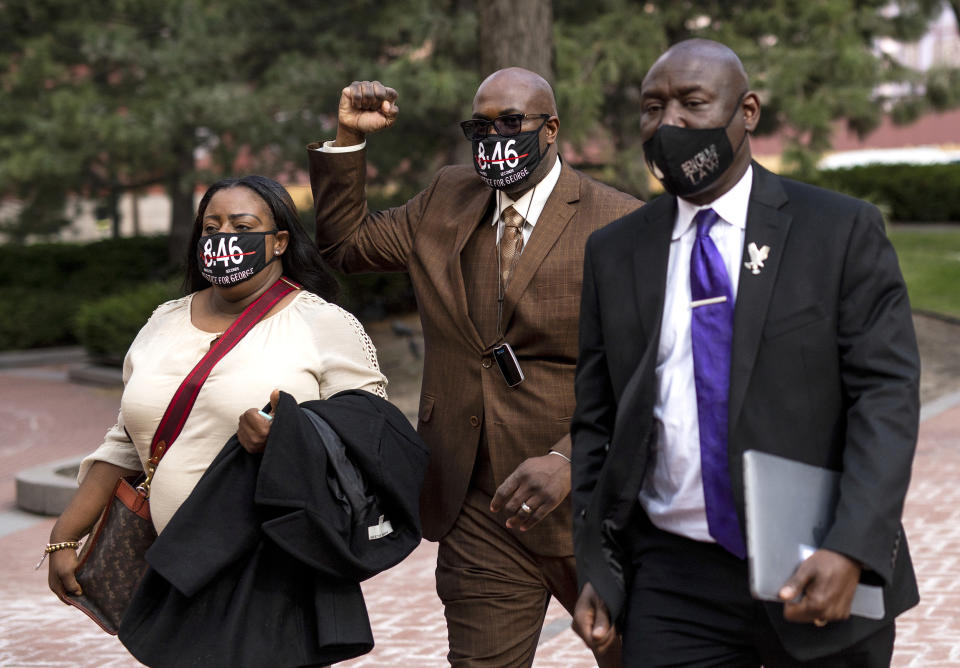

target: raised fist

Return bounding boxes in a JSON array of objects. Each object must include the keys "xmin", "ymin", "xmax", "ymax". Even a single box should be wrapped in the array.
[{"xmin": 337, "ymin": 80, "xmax": 399, "ymax": 140}]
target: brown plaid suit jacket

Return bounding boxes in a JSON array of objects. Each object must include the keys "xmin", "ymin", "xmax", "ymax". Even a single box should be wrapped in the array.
[{"xmin": 309, "ymin": 146, "xmax": 640, "ymax": 556}]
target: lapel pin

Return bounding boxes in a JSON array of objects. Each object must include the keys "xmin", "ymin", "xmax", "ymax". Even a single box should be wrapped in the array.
[{"xmin": 744, "ymin": 242, "xmax": 770, "ymax": 275}]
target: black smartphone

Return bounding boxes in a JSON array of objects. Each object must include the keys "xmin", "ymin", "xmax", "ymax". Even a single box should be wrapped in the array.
[{"xmin": 493, "ymin": 342, "xmax": 525, "ymax": 387}]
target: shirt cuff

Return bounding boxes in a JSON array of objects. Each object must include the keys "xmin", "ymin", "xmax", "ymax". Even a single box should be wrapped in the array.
[
  {"xmin": 308, "ymin": 139, "xmax": 366, "ymax": 153},
  {"xmin": 550, "ymin": 432, "xmax": 572, "ymax": 460}
]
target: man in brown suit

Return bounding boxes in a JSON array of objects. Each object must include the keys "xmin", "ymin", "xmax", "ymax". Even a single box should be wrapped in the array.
[{"xmin": 308, "ymin": 69, "xmax": 640, "ymax": 667}]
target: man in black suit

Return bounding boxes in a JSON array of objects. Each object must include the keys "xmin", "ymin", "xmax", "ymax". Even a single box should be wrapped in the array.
[{"xmin": 570, "ymin": 39, "xmax": 920, "ymax": 666}]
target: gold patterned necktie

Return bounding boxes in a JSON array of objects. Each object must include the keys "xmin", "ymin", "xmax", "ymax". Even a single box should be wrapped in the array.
[{"xmin": 499, "ymin": 205, "xmax": 525, "ymax": 286}]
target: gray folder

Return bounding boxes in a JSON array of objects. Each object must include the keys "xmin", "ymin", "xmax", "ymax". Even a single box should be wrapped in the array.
[{"xmin": 742, "ymin": 449, "xmax": 884, "ymax": 620}]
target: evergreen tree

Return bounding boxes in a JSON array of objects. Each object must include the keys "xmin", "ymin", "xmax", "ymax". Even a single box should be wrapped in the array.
[
  {"xmin": 0, "ymin": 0, "xmax": 478, "ymax": 256},
  {"xmin": 553, "ymin": 0, "xmax": 955, "ymax": 192},
  {"xmin": 1, "ymin": 0, "xmax": 956, "ymax": 250}
]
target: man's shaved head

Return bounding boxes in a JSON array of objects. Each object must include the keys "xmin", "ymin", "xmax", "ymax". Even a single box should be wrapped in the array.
[
  {"xmin": 645, "ymin": 39, "xmax": 750, "ymax": 96},
  {"xmin": 474, "ymin": 67, "xmax": 558, "ymax": 117}
]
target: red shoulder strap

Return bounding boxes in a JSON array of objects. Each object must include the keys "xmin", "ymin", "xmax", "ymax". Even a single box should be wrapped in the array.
[{"xmin": 149, "ymin": 277, "xmax": 300, "ymax": 460}]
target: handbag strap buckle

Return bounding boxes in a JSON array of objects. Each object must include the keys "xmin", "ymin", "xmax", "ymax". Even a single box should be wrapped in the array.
[{"xmin": 135, "ymin": 442, "xmax": 166, "ymax": 498}]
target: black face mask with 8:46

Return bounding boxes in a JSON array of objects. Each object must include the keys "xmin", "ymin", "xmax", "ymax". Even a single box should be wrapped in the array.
[
  {"xmin": 472, "ymin": 125, "xmax": 549, "ymax": 191},
  {"xmin": 197, "ymin": 231, "xmax": 278, "ymax": 287}
]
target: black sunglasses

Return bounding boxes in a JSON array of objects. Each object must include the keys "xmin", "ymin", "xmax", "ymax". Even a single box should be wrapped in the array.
[{"xmin": 460, "ymin": 113, "xmax": 551, "ymax": 141}]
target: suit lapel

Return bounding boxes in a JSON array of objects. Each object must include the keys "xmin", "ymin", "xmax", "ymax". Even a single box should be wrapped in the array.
[
  {"xmin": 449, "ymin": 186, "xmax": 495, "ymax": 351},
  {"xmin": 611, "ymin": 195, "xmax": 674, "ymax": 460},
  {"xmin": 499, "ymin": 163, "xmax": 579, "ymax": 331},
  {"xmin": 729, "ymin": 164, "xmax": 791, "ymax": 429},
  {"xmin": 632, "ymin": 195, "xmax": 675, "ymax": 348}
]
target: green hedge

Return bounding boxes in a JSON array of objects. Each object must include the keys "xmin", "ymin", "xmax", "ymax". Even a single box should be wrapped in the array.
[
  {"xmin": 74, "ymin": 280, "xmax": 181, "ymax": 362},
  {"xmin": 0, "ymin": 231, "xmax": 418, "ymax": 353},
  {"xmin": 67, "ymin": 272, "xmax": 414, "ymax": 364},
  {"xmin": 0, "ymin": 287, "xmax": 82, "ymax": 349},
  {"xmin": 6, "ymin": 164, "xmax": 952, "ymax": 353},
  {"xmin": 0, "ymin": 235, "xmax": 175, "ymax": 292},
  {"xmin": 0, "ymin": 236, "xmax": 179, "ymax": 351},
  {"xmin": 799, "ymin": 163, "xmax": 960, "ymax": 223}
]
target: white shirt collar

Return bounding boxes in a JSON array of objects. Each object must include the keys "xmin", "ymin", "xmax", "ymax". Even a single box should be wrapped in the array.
[
  {"xmin": 673, "ymin": 164, "xmax": 753, "ymax": 240},
  {"xmin": 492, "ymin": 157, "xmax": 563, "ymax": 229}
]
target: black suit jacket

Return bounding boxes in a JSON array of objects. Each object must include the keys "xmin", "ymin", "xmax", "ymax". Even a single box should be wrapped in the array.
[{"xmin": 571, "ymin": 163, "xmax": 920, "ymax": 660}]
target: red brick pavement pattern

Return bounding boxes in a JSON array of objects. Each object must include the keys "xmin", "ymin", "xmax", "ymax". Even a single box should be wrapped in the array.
[
  {"xmin": 0, "ymin": 368, "xmax": 121, "ymax": 508},
  {"xmin": 338, "ymin": 541, "xmax": 596, "ymax": 668},
  {"xmin": 2, "ymin": 522, "xmax": 594, "ymax": 667},
  {"xmin": 0, "ymin": 369, "xmax": 596, "ymax": 667},
  {"xmin": 0, "ymin": 368, "xmax": 139, "ymax": 665},
  {"xmin": 0, "ymin": 519, "xmax": 143, "ymax": 667},
  {"xmin": 891, "ymin": 407, "xmax": 960, "ymax": 668},
  {"xmin": 3, "ymin": 366, "xmax": 960, "ymax": 666}
]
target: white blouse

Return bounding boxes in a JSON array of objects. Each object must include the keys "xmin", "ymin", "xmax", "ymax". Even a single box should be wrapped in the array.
[{"xmin": 79, "ymin": 289, "xmax": 387, "ymax": 533}]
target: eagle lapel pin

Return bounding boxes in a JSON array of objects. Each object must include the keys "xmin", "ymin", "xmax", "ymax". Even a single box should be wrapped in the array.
[{"xmin": 744, "ymin": 242, "xmax": 770, "ymax": 275}]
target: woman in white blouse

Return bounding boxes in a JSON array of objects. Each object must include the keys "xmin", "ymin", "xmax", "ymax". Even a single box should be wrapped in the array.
[{"xmin": 47, "ymin": 175, "xmax": 387, "ymax": 601}]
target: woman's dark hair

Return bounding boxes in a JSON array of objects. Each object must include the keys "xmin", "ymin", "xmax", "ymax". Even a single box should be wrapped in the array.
[{"xmin": 183, "ymin": 175, "xmax": 339, "ymax": 301}]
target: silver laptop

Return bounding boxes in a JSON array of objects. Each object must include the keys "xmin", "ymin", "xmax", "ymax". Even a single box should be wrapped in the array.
[{"xmin": 742, "ymin": 449, "xmax": 884, "ymax": 620}]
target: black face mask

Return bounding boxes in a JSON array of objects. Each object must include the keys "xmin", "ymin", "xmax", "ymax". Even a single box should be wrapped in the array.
[
  {"xmin": 472, "ymin": 123, "xmax": 549, "ymax": 190},
  {"xmin": 197, "ymin": 231, "xmax": 278, "ymax": 287},
  {"xmin": 642, "ymin": 95, "xmax": 747, "ymax": 198}
]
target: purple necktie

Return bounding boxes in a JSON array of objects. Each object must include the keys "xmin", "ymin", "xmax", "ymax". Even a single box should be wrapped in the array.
[{"xmin": 690, "ymin": 207, "xmax": 746, "ymax": 559}]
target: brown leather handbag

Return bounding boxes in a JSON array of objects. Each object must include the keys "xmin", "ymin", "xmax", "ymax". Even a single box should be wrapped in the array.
[
  {"xmin": 66, "ymin": 277, "xmax": 299, "ymax": 634},
  {"xmin": 69, "ymin": 473, "xmax": 158, "ymax": 633}
]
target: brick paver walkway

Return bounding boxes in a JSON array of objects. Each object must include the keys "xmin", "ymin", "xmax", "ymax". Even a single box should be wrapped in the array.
[{"xmin": 1, "ymin": 365, "xmax": 959, "ymax": 666}]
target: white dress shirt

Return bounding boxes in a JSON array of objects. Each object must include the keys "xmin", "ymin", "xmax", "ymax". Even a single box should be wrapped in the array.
[
  {"xmin": 639, "ymin": 165, "xmax": 754, "ymax": 543},
  {"xmin": 313, "ymin": 139, "xmax": 367, "ymax": 153}
]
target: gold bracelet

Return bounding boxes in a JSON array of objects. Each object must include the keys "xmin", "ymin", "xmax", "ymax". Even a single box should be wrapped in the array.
[{"xmin": 35, "ymin": 541, "xmax": 81, "ymax": 570}]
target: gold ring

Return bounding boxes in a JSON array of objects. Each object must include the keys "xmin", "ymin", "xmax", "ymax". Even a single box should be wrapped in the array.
[
  {"xmin": 520, "ymin": 502, "xmax": 533, "ymax": 514},
  {"xmin": 813, "ymin": 618, "xmax": 828, "ymax": 627}
]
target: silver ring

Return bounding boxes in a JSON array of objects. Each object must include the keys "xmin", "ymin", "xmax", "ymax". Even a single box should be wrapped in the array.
[{"xmin": 520, "ymin": 502, "xmax": 533, "ymax": 514}]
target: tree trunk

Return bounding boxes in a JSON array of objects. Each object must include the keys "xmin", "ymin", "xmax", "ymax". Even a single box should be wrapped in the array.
[
  {"xmin": 478, "ymin": 0, "xmax": 553, "ymax": 80},
  {"xmin": 166, "ymin": 145, "xmax": 196, "ymax": 266},
  {"xmin": 109, "ymin": 187, "xmax": 121, "ymax": 239},
  {"xmin": 131, "ymin": 190, "xmax": 141, "ymax": 236}
]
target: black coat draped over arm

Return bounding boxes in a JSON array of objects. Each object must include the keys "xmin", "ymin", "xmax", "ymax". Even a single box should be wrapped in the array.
[{"xmin": 119, "ymin": 390, "xmax": 429, "ymax": 668}]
